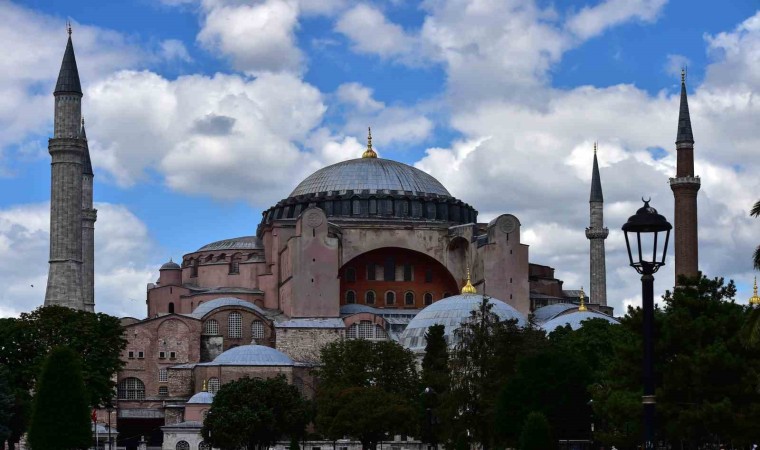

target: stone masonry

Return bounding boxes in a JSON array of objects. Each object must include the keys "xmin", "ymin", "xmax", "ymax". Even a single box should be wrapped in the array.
[{"xmin": 585, "ymin": 146, "xmax": 608, "ymax": 306}]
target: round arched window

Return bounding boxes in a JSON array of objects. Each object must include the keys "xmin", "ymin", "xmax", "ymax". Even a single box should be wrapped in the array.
[
  {"xmin": 385, "ymin": 291, "xmax": 395, "ymax": 305},
  {"xmin": 404, "ymin": 292, "xmax": 414, "ymax": 305},
  {"xmin": 365, "ymin": 291, "xmax": 376, "ymax": 305},
  {"xmin": 117, "ymin": 377, "xmax": 145, "ymax": 400},
  {"xmin": 424, "ymin": 292, "xmax": 433, "ymax": 305},
  {"xmin": 346, "ymin": 291, "xmax": 356, "ymax": 304},
  {"xmin": 176, "ymin": 441, "xmax": 190, "ymax": 450}
]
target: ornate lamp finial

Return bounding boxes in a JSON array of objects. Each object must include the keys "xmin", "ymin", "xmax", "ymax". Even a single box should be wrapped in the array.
[
  {"xmin": 578, "ymin": 287, "xmax": 588, "ymax": 311},
  {"xmin": 202, "ymin": 379, "xmax": 208, "ymax": 392},
  {"xmin": 750, "ymin": 277, "xmax": 760, "ymax": 306},
  {"xmin": 461, "ymin": 267, "xmax": 477, "ymax": 294},
  {"xmin": 362, "ymin": 126, "xmax": 378, "ymax": 158}
]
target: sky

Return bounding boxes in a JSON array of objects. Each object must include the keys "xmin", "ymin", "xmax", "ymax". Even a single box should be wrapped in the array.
[{"xmin": 1, "ymin": 0, "xmax": 759, "ymax": 318}]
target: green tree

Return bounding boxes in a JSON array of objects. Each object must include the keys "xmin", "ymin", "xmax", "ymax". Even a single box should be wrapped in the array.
[
  {"xmin": 27, "ymin": 347, "xmax": 91, "ymax": 450},
  {"xmin": 0, "ymin": 365, "xmax": 14, "ymax": 447},
  {"xmin": 316, "ymin": 339, "xmax": 419, "ymax": 449},
  {"xmin": 518, "ymin": 412, "xmax": 552, "ymax": 450},
  {"xmin": 202, "ymin": 375, "xmax": 310, "ymax": 450},
  {"xmin": 420, "ymin": 325, "xmax": 449, "ymax": 447}
]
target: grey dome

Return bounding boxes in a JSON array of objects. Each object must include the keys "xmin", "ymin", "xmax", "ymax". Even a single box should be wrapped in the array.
[
  {"xmin": 289, "ymin": 158, "xmax": 451, "ymax": 198},
  {"xmin": 541, "ymin": 311, "xmax": 619, "ymax": 333},
  {"xmin": 190, "ymin": 297, "xmax": 265, "ymax": 318},
  {"xmin": 399, "ymin": 294, "xmax": 527, "ymax": 351},
  {"xmin": 197, "ymin": 236, "xmax": 261, "ymax": 252},
  {"xmin": 201, "ymin": 345, "xmax": 294, "ymax": 366},
  {"xmin": 187, "ymin": 391, "xmax": 214, "ymax": 404},
  {"xmin": 532, "ymin": 303, "xmax": 579, "ymax": 324},
  {"xmin": 160, "ymin": 260, "xmax": 181, "ymax": 270}
]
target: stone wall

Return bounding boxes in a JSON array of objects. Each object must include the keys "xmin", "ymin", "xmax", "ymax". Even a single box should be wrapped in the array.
[{"xmin": 275, "ymin": 327, "xmax": 343, "ymax": 364}]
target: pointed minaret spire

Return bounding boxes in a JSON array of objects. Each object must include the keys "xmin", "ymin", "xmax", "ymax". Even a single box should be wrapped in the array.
[
  {"xmin": 55, "ymin": 26, "xmax": 82, "ymax": 96},
  {"xmin": 676, "ymin": 67, "xmax": 694, "ymax": 145},
  {"xmin": 590, "ymin": 142, "xmax": 603, "ymax": 203},
  {"xmin": 586, "ymin": 142, "xmax": 608, "ymax": 307}
]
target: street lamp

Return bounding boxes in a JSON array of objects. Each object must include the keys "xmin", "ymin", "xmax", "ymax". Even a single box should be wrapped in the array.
[
  {"xmin": 422, "ymin": 387, "xmax": 437, "ymax": 450},
  {"xmin": 622, "ymin": 199, "xmax": 672, "ymax": 450}
]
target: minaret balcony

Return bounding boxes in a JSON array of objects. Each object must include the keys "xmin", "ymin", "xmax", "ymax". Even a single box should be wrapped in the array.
[
  {"xmin": 585, "ymin": 227, "xmax": 609, "ymax": 239},
  {"xmin": 669, "ymin": 176, "xmax": 700, "ymax": 186}
]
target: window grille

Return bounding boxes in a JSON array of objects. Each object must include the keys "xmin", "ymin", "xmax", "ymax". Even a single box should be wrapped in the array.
[
  {"xmin": 176, "ymin": 441, "xmax": 190, "ymax": 450},
  {"xmin": 203, "ymin": 319, "xmax": 219, "ymax": 336},
  {"xmin": 252, "ymin": 320, "xmax": 265, "ymax": 340},
  {"xmin": 158, "ymin": 369, "xmax": 168, "ymax": 382},
  {"xmin": 158, "ymin": 386, "xmax": 168, "ymax": 396},
  {"xmin": 375, "ymin": 325, "xmax": 387, "ymax": 339},
  {"xmin": 424, "ymin": 293, "xmax": 433, "ymax": 305},
  {"xmin": 117, "ymin": 377, "xmax": 145, "ymax": 400},
  {"xmin": 230, "ymin": 260, "xmax": 240, "ymax": 274},
  {"xmin": 359, "ymin": 321, "xmax": 374, "ymax": 339},
  {"xmin": 405, "ymin": 292, "xmax": 415, "ymax": 305},
  {"xmin": 228, "ymin": 312, "xmax": 242, "ymax": 338},
  {"xmin": 346, "ymin": 291, "xmax": 356, "ymax": 304},
  {"xmin": 208, "ymin": 377, "xmax": 220, "ymax": 394},
  {"xmin": 199, "ymin": 443, "xmax": 211, "ymax": 450},
  {"xmin": 385, "ymin": 291, "xmax": 395, "ymax": 305},
  {"xmin": 347, "ymin": 324, "xmax": 358, "ymax": 339},
  {"xmin": 366, "ymin": 291, "xmax": 376, "ymax": 305}
]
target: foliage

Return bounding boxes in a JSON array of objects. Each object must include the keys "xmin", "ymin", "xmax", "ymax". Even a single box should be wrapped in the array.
[
  {"xmin": 420, "ymin": 325, "xmax": 449, "ymax": 447},
  {"xmin": 27, "ymin": 347, "xmax": 91, "ymax": 450},
  {"xmin": 752, "ymin": 199, "xmax": 760, "ymax": 270},
  {"xmin": 518, "ymin": 412, "xmax": 552, "ymax": 450},
  {"xmin": 201, "ymin": 375, "xmax": 310, "ymax": 450},
  {"xmin": 0, "ymin": 365, "xmax": 13, "ymax": 445},
  {"xmin": 316, "ymin": 339, "xmax": 419, "ymax": 449}
]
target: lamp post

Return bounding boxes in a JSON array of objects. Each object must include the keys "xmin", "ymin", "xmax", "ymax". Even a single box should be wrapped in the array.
[
  {"xmin": 106, "ymin": 405, "xmax": 113, "ymax": 450},
  {"xmin": 422, "ymin": 387, "xmax": 437, "ymax": 450},
  {"xmin": 622, "ymin": 199, "xmax": 672, "ymax": 450}
]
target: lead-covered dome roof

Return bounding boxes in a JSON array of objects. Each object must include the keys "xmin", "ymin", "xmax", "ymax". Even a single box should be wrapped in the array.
[
  {"xmin": 290, "ymin": 158, "xmax": 451, "ymax": 198},
  {"xmin": 197, "ymin": 236, "xmax": 262, "ymax": 252},
  {"xmin": 199, "ymin": 345, "xmax": 294, "ymax": 366},
  {"xmin": 399, "ymin": 294, "xmax": 527, "ymax": 351}
]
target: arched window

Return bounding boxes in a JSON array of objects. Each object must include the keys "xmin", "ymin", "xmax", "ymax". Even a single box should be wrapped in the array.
[
  {"xmin": 208, "ymin": 377, "xmax": 220, "ymax": 394},
  {"xmin": 385, "ymin": 291, "xmax": 395, "ymax": 305},
  {"xmin": 168, "ymin": 302, "xmax": 175, "ymax": 314},
  {"xmin": 365, "ymin": 291, "xmax": 376, "ymax": 305},
  {"xmin": 251, "ymin": 320, "xmax": 265, "ymax": 340},
  {"xmin": 424, "ymin": 292, "xmax": 433, "ymax": 306},
  {"xmin": 375, "ymin": 325, "xmax": 387, "ymax": 339},
  {"xmin": 347, "ymin": 321, "xmax": 387, "ymax": 340},
  {"xmin": 176, "ymin": 441, "xmax": 190, "ymax": 450},
  {"xmin": 203, "ymin": 320, "xmax": 219, "ymax": 336},
  {"xmin": 404, "ymin": 292, "xmax": 414, "ymax": 306},
  {"xmin": 228, "ymin": 312, "xmax": 242, "ymax": 338},
  {"xmin": 346, "ymin": 290, "xmax": 356, "ymax": 304},
  {"xmin": 117, "ymin": 377, "xmax": 145, "ymax": 400},
  {"xmin": 359, "ymin": 321, "xmax": 374, "ymax": 339},
  {"xmin": 230, "ymin": 253, "xmax": 241, "ymax": 274},
  {"xmin": 345, "ymin": 267, "xmax": 356, "ymax": 282},
  {"xmin": 199, "ymin": 443, "xmax": 211, "ymax": 450}
]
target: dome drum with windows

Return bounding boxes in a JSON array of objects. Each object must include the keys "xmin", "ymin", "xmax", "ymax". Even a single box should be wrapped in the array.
[{"xmin": 258, "ymin": 128, "xmax": 477, "ymax": 230}]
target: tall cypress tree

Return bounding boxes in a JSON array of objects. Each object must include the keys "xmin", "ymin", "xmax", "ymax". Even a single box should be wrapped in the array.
[
  {"xmin": 420, "ymin": 324, "xmax": 449, "ymax": 447},
  {"xmin": 28, "ymin": 347, "xmax": 91, "ymax": 450}
]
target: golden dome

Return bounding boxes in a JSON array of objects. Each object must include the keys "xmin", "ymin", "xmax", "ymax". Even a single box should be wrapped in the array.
[
  {"xmin": 362, "ymin": 127, "xmax": 377, "ymax": 159},
  {"xmin": 461, "ymin": 268, "xmax": 477, "ymax": 295},
  {"xmin": 578, "ymin": 287, "xmax": 588, "ymax": 311},
  {"xmin": 750, "ymin": 277, "xmax": 760, "ymax": 306}
]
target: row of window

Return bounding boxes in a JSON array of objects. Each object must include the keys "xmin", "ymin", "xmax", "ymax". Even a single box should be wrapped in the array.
[
  {"xmin": 346, "ymin": 321, "xmax": 387, "ymax": 340},
  {"xmin": 128, "ymin": 350, "xmax": 179, "ymax": 360},
  {"xmin": 344, "ymin": 263, "xmax": 435, "ymax": 283},
  {"xmin": 176, "ymin": 441, "xmax": 210, "ymax": 450},
  {"xmin": 202, "ymin": 316, "xmax": 266, "ymax": 340},
  {"xmin": 187, "ymin": 253, "xmax": 247, "ymax": 277},
  {"xmin": 116, "ymin": 377, "xmax": 173, "ymax": 399},
  {"xmin": 345, "ymin": 290, "xmax": 446, "ymax": 306}
]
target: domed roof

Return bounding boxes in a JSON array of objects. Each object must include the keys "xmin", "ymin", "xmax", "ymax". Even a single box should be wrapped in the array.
[
  {"xmin": 289, "ymin": 158, "xmax": 451, "ymax": 198},
  {"xmin": 187, "ymin": 391, "xmax": 214, "ymax": 404},
  {"xmin": 202, "ymin": 345, "xmax": 294, "ymax": 366},
  {"xmin": 190, "ymin": 297, "xmax": 265, "ymax": 318},
  {"xmin": 160, "ymin": 259, "xmax": 181, "ymax": 270},
  {"xmin": 541, "ymin": 311, "xmax": 619, "ymax": 333},
  {"xmin": 399, "ymin": 294, "xmax": 527, "ymax": 351},
  {"xmin": 197, "ymin": 236, "xmax": 261, "ymax": 252}
]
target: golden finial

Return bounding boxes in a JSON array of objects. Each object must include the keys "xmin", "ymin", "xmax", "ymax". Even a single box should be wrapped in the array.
[
  {"xmin": 461, "ymin": 267, "xmax": 477, "ymax": 295},
  {"xmin": 202, "ymin": 379, "xmax": 208, "ymax": 392},
  {"xmin": 362, "ymin": 126, "xmax": 378, "ymax": 158},
  {"xmin": 750, "ymin": 277, "xmax": 760, "ymax": 305},
  {"xmin": 578, "ymin": 287, "xmax": 588, "ymax": 311}
]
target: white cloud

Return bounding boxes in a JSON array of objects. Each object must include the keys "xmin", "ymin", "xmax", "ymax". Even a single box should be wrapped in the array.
[
  {"xmin": 197, "ymin": 0, "xmax": 303, "ymax": 74},
  {"xmin": 0, "ymin": 203, "xmax": 157, "ymax": 318},
  {"xmin": 160, "ymin": 39, "xmax": 193, "ymax": 63},
  {"xmin": 335, "ymin": 4, "xmax": 417, "ymax": 60},
  {"xmin": 565, "ymin": 0, "xmax": 667, "ymax": 41}
]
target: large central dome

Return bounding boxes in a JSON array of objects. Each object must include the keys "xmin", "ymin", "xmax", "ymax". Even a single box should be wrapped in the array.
[{"xmin": 290, "ymin": 158, "xmax": 451, "ymax": 198}]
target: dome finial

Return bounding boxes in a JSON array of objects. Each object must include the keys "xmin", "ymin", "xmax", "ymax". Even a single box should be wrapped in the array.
[
  {"xmin": 578, "ymin": 287, "xmax": 588, "ymax": 311},
  {"xmin": 750, "ymin": 277, "xmax": 760, "ymax": 305},
  {"xmin": 67, "ymin": 20, "xmax": 72, "ymax": 36},
  {"xmin": 461, "ymin": 267, "xmax": 477, "ymax": 294},
  {"xmin": 202, "ymin": 379, "xmax": 208, "ymax": 392},
  {"xmin": 362, "ymin": 126, "xmax": 377, "ymax": 158}
]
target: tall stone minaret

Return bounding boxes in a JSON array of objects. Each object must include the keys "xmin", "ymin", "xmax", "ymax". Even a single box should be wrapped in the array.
[
  {"xmin": 45, "ymin": 29, "xmax": 86, "ymax": 310},
  {"xmin": 81, "ymin": 118, "xmax": 97, "ymax": 312},
  {"xmin": 669, "ymin": 70, "xmax": 700, "ymax": 285},
  {"xmin": 585, "ymin": 143, "xmax": 608, "ymax": 306}
]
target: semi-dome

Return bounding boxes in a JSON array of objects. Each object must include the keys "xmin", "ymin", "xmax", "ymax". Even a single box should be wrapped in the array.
[
  {"xmin": 201, "ymin": 345, "xmax": 294, "ymax": 366},
  {"xmin": 290, "ymin": 158, "xmax": 451, "ymax": 198},
  {"xmin": 399, "ymin": 294, "xmax": 527, "ymax": 351},
  {"xmin": 190, "ymin": 297, "xmax": 265, "ymax": 319},
  {"xmin": 197, "ymin": 236, "xmax": 262, "ymax": 252},
  {"xmin": 541, "ymin": 310, "xmax": 619, "ymax": 333},
  {"xmin": 187, "ymin": 391, "xmax": 214, "ymax": 404}
]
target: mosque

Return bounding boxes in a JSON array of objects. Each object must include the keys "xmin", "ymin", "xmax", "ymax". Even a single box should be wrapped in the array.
[{"xmin": 41, "ymin": 33, "xmax": 645, "ymax": 450}]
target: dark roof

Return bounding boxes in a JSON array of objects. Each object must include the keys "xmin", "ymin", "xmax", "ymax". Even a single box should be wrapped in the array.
[
  {"xmin": 81, "ymin": 123, "xmax": 93, "ymax": 175},
  {"xmin": 676, "ymin": 79, "xmax": 694, "ymax": 144},
  {"xmin": 54, "ymin": 36, "xmax": 82, "ymax": 95},
  {"xmin": 590, "ymin": 151, "xmax": 603, "ymax": 202},
  {"xmin": 197, "ymin": 236, "xmax": 262, "ymax": 252}
]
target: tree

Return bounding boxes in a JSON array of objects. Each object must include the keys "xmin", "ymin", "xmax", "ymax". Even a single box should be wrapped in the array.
[
  {"xmin": 27, "ymin": 347, "xmax": 91, "ymax": 450},
  {"xmin": 201, "ymin": 375, "xmax": 310, "ymax": 450},
  {"xmin": 420, "ymin": 325, "xmax": 449, "ymax": 447},
  {"xmin": 316, "ymin": 339, "xmax": 419, "ymax": 449},
  {"xmin": 0, "ymin": 365, "xmax": 13, "ymax": 447},
  {"xmin": 518, "ymin": 412, "xmax": 552, "ymax": 450},
  {"xmin": 753, "ymin": 199, "xmax": 760, "ymax": 270}
]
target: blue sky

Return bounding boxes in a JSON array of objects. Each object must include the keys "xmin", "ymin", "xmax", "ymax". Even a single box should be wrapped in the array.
[{"xmin": 1, "ymin": 0, "xmax": 759, "ymax": 317}]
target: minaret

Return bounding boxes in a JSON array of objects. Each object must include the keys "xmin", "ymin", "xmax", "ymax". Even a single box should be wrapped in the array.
[
  {"xmin": 81, "ymin": 118, "xmax": 97, "ymax": 312},
  {"xmin": 669, "ymin": 69, "xmax": 700, "ymax": 285},
  {"xmin": 585, "ymin": 143, "xmax": 608, "ymax": 306},
  {"xmin": 45, "ymin": 27, "xmax": 86, "ymax": 310}
]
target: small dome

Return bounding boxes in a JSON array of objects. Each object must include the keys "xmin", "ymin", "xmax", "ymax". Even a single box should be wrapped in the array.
[
  {"xmin": 203, "ymin": 345, "xmax": 294, "ymax": 366},
  {"xmin": 541, "ymin": 311, "xmax": 619, "ymax": 333},
  {"xmin": 160, "ymin": 260, "xmax": 181, "ymax": 270},
  {"xmin": 187, "ymin": 391, "xmax": 214, "ymax": 404},
  {"xmin": 289, "ymin": 158, "xmax": 451, "ymax": 198},
  {"xmin": 399, "ymin": 294, "xmax": 527, "ymax": 351},
  {"xmin": 190, "ymin": 297, "xmax": 265, "ymax": 318},
  {"xmin": 197, "ymin": 236, "xmax": 262, "ymax": 252}
]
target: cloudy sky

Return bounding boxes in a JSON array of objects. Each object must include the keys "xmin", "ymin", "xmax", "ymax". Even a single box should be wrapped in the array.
[{"xmin": 1, "ymin": 0, "xmax": 758, "ymax": 318}]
